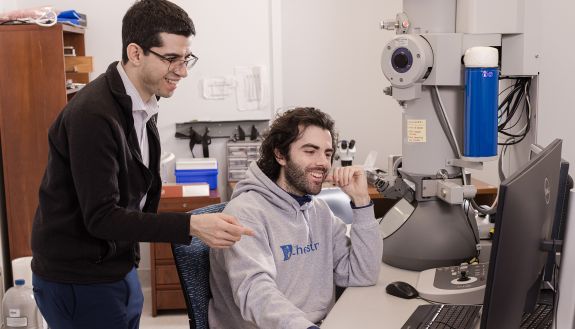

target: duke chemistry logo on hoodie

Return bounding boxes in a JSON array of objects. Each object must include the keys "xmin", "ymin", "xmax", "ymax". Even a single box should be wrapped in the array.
[{"xmin": 280, "ymin": 242, "xmax": 320, "ymax": 261}]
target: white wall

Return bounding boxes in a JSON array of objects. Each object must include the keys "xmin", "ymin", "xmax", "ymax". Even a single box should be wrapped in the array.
[
  {"xmin": 539, "ymin": 1, "xmax": 575, "ymax": 173},
  {"xmin": 0, "ymin": 0, "xmax": 18, "ymax": 12},
  {"xmin": 281, "ymin": 0, "xmax": 404, "ymax": 172}
]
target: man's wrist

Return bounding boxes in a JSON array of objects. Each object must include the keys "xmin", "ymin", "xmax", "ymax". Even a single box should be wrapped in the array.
[{"xmin": 350, "ymin": 194, "xmax": 371, "ymax": 207}]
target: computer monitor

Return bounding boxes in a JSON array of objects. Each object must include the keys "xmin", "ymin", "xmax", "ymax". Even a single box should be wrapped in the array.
[
  {"xmin": 529, "ymin": 145, "xmax": 573, "ymax": 283},
  {"xmin": 480, "ymin": 139, "xmax": 563, "ymax": 329},
  {"xmin": 543, "ymin": 158, "xmax": 572, "ymax": 283}
]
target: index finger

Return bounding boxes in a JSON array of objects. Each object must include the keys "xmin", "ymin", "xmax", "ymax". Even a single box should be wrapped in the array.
[
  {"xmin": 220, "ymin": 215, "xmax": 255, "ymax": 237},
  {"xmin": 224, "ymin": 221, "xmax": 256, "ymax": 237},
  {"xmin": 325, "ymin": 174, "xmax": 334, "ymax": 183}
]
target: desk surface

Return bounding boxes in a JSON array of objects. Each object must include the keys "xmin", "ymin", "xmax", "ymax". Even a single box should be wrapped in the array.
[
  {"xmin": 322, "ymin": 263, "xmax": 427, "ymax": 329},
  {"xmin": 322, "ymin": 243, "xmax": 492, "ymax": 329}
]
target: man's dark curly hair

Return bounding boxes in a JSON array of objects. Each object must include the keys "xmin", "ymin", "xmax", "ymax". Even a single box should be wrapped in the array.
[
  {"xmin": 257, "ymin": 107, "xmax": 337, "ymax": 181},
  {"xmin": 122, "ymin": 0, "xmax": 195, "ymax": 64}
]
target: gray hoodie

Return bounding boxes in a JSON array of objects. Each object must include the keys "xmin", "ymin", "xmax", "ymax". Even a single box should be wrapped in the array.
[{"xmin": 208, "ymin": 162, "xmax": 383, "ymax": 329}]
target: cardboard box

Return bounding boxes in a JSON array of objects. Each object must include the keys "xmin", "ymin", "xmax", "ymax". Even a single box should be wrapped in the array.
[{"xmin": 161, "ymin": 183, "xmax": 210, "ymax": 198}]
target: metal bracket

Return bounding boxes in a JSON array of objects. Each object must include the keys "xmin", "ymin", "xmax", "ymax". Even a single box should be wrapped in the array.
[{"xmin": 446, "ymin": 158, "xmax": 484, "ymax": 170}]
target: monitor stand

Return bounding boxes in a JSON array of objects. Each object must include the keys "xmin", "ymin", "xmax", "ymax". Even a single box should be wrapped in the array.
[{"xmin": 416, "ymin": 263, "xmax": 488, "ymax": 305}]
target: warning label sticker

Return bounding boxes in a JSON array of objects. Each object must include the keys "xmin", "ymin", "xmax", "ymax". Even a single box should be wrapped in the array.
[{"xmin": 407, "ymin": 119, "xmax": 426, "ymax": 143}]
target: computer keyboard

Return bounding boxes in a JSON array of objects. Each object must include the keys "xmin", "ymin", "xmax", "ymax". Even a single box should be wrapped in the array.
[
  {"xmin": 520, "ymin": 303, "xmax": 553, "ymax": 329},
  {"xmin": 401, "ymin": 304, "xmax": 481, "ymax": 329},
  {"xmin": 402, "ymin": 302, "xmax": 554, "ymax": 329}
]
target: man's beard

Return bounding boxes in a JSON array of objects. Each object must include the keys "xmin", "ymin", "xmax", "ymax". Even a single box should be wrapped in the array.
[{"xmin": 284, "ymin": 159, "xmax": 327, "ymax": 196}]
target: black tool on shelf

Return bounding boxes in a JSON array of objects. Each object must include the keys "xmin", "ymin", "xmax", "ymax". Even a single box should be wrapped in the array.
[{"xmin": 175, "ymin": 120, "xmax": 269, "ymax": 151}]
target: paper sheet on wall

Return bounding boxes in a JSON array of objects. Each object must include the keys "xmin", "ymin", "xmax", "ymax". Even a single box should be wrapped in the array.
[
  {"xmin": 235, "ymin": 66, "xmax": 268, "ymax": 111},
  {"xmin": 202, "ymin": 77, "xmax": 235, "ymax": 100}
]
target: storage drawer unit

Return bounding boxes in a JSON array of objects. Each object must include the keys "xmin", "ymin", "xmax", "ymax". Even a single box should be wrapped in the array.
[
  {"xmin": 150, "ymin": 191, "xmax": 221, "ymax": 316},
  {"xmin": 226, "ymin": 140, "xmax": 261, "ymax": 181}
]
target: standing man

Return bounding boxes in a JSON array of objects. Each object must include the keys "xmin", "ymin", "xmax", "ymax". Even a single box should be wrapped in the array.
[
  {"xmin": 209, "ymin": 107, "xmax": 383, "ymax": 329},
  {"xmin": 31, "ymin": 1, "xmax": 253, "ymax": 328}
]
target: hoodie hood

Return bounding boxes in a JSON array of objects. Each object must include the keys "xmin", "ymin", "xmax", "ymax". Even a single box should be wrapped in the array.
[
  {"xmin": 231, "ymin": 162, "xmax": 303, "ymax": 213},
  {"xmin": 231, "ymin": 162, "xmax": 318, "ymax": 246}
]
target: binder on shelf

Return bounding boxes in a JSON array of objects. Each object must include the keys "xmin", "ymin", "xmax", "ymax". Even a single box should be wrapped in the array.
[{"xmin": 161, "ymin": 183, "xmax": 210, "ymax": 198}]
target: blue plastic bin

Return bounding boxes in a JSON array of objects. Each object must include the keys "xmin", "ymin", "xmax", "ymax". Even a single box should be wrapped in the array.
[{"xmin": 175, "ymin": 169, "xmax": 218, "ymax": 190}]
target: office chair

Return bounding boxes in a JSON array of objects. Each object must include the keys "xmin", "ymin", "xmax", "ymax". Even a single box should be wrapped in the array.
[{"xmin": 172, "ymin": 202, "xmax": 228, "ymax": 329}]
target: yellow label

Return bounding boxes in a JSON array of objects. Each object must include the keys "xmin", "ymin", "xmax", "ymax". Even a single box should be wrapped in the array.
[{"xmin": 407, "ymin": 119, "xmax": 426, "ymax": 143}]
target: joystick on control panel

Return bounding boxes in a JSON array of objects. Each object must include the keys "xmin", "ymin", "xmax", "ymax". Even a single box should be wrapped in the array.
[
  {"xmin": 416, "ymin": 263, "xmax": 488, "ymax": 304},
  {"xmin": 457, "ymin": 263, "xmax": 471, "ymax": 282}
]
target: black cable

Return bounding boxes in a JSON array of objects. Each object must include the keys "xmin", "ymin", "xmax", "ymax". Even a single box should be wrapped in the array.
[
  {"xmin": 502, "ymin": 95, "xmax": 530, "ymax": 135},
  {"xmin": 498, "ymin": 82, "xmax": 524, "ymax": 128},
  {"xmin": 0, "ymin": 19, "xmax": 28, "ymax": 25},
  {"xmin": 417, "ymin": 296, "xmax": 483, "ymax": 306},
  {"xmin": 416, "ymin": 296, "xmax": 443, "ymax": 305},
  {"xmin": 497, "ymin": 77, "xmax": 532, "ymax": 146},
  {"xmin": 552, "ymin": 261, "xmax": 560, "ymax": 329},
  {"xmin": 497, "ymin": 79, "xmax": 523, "ymax": 121},
  {"xmin": 500, "ymin": 104, "xmax": 526, "ymax": 132},
  {"xmin": 497, "ymin": 81, "xmax": 523, "ymax": 123}
]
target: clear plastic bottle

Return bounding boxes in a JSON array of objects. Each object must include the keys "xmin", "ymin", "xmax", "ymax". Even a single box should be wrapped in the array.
[{"xmin": 2, "ymin": 279, "xmax": 40, "ymax": 329}]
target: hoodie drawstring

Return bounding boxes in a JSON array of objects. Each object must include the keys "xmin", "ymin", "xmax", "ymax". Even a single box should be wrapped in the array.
[{"xmin": 299, "ymin": 203, "xmax": 314, "ymax": 244}]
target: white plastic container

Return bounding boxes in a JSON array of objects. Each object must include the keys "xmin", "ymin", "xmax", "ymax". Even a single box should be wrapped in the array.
[{"xmin": 2, "ymin": 279, "xmax": 40, "ymax": 329}]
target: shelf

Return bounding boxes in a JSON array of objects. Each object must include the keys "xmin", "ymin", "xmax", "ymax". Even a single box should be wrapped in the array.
[
  {"xmin": 66, "ymin": 87, "xmax": 83, "ymax": 95},
  {"xmin": 62, "ymin": 24, "xmax": 86, "ymax": 34},
  {"xmin": 0, "ymin": 21, "xmax": 91, "ymax": 262}
]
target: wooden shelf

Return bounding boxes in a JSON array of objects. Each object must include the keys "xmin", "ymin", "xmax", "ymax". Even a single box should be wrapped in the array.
[
  {"xmin": 66, "ymin": 86, "xmax": 84, "ymax": 94},
  {"xmin": 62, "ymin": 23, "xmax": 86, "ymax": 34},
  {"xmin": 0, "ymin": 23, "xmax": 90, "ymax": 261}
]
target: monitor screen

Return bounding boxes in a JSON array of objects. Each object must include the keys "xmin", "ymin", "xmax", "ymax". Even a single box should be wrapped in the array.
[{"xmin": 480, "ymin": 139, "xmax": 562, "ymax": 329}]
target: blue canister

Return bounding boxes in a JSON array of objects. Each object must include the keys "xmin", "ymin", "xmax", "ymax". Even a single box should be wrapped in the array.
[{"xmin": 463, "ymin": 47, "xmax": 499, "ymax": 159}]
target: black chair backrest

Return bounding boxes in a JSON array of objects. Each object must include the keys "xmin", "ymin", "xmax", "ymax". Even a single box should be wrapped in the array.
[{"xmin": 172, "ymin": 202, "xmax": 228, "ymax": 329}]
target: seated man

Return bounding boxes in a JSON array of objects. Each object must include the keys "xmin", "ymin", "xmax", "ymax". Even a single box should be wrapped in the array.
[{"xmin": 209, "ymin": 107, "xmax": 383, "ymax": 329}]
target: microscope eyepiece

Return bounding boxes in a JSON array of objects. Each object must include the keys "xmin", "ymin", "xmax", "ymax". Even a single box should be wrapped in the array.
[{"xmin": 391, "ymin": 47, "xmax": 413, "ymax": 73}]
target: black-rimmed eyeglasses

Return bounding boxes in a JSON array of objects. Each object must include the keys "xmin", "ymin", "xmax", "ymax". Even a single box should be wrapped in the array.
[{"xmin": 146, "ymin": 48, "xmax": 198, "ymax": 71}]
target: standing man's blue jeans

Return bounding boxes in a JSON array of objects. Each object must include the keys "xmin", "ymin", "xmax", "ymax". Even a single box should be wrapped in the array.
[{"xmin": 33, "ymin": 267, "xmax": 144, "ymax": 329}]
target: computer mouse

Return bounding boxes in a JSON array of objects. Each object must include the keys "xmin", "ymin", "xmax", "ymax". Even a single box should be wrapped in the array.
[{"xmin": 385, "ymin": 281, "xmax": 419, "ymax": 299}]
